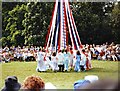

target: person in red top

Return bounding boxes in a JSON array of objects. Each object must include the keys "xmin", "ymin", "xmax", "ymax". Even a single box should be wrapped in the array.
[{"xmin": 85, "ymin": 53, "xmax": 89, "ymax": 70}]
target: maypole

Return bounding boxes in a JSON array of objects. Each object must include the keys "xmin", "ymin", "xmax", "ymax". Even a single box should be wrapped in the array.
[{"xmin": 45, "ymin": 0, "xmax": 82, "ymax": 52}]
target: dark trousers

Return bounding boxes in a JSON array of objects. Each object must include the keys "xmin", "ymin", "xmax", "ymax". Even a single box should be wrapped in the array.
[
  {"xmin": 80, "ymin": 65, "xmax": 85, "ymax": 71},
  {"xmin": 58, "ymin": 64, "xmax": 64, "ymax": 72},
  {"xmin": 25, "ymin": 56, "xmax": 36, "ymax": 61}
]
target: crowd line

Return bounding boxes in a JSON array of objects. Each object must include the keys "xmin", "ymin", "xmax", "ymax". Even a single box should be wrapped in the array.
[{"xmin": 0, "ymin": 43, "xmax": 120, "ymax": 72}]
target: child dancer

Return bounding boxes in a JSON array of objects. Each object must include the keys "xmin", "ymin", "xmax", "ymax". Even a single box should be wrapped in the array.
[
  {"xmin": 74, "ymin": 50, "xmax": 81, "ymax": 72},
  {"xmin": 64, "ymin": 49, "xmax": 70, "ymax": 71},
  {"xmin": 57, "ymin": 50, "xmax": 64, "ymax": 72},
  {"xmin": 51, "ymin": 52, "xmax": 59, "ymax": 72},
  {"xmin": 36, "ymin": 48, "xmax": 46, "ymax": 72},
  {"xmin": 69, "ymin": 48, "xmax": 74, "ymax": 71},
  {"xmin": 80, "ymin": 49, "xmax": 86, "ymax": 71}
]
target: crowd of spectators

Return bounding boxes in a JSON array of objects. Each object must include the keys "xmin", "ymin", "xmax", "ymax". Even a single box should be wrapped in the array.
[
  {"xmin": 86, "ymin": 42, "xmax": 120, "ymax": 61},
  {"xmin": 0, "ymin": 42, "xmax": 120, "ymax": 63},
  {"xmin": 0, "ymin": 45, "xmax": 37, "ymax": 63}
]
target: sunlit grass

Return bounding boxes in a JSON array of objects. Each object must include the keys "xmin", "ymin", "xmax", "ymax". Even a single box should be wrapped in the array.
[{"xmin": 0, "ymin": 60, "xmax": 119, "ymax": 89}]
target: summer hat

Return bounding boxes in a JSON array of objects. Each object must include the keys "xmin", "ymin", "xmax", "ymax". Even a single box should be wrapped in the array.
[
  {"xmin": 1, "ymin": 76, "xmax": 21, "ymax": 91},
  {"xmin": 84, "ymin": 75, "xmax": 99, "ymax": 83},
  {"xmin": 74, "ymin": 75, "xmax": 99, "ymax": 89}
]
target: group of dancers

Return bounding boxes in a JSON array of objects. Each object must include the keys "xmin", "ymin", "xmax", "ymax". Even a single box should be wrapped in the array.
[{"xmin": 36, "ymin": 47, "xmax": 92, "ymax": 72}]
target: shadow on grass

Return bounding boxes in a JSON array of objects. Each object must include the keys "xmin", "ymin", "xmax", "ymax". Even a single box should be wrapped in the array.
[
  {"xmin": 86, "ymin": 67, "xmax": 104, "ymax": 72},
  {"xmin": 86, "ymin": 67, "xmax": 118, "ymax": 73},
  {"xmin": 36, "ymin": 68, "xmax": 101, "ymax": 73},
  {"xmin": 36, "ymin": 67, "xmax": 118, "ymax": 73}
]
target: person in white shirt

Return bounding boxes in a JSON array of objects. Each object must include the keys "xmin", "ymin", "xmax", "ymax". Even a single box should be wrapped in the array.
[
  {"xmin": 57, "ymin": 50, "xmax": 64, "ymax": 72},
  {"xmin": 22, "ymin": 51, "xmax": 28, "ymax": 61},
  {"xmin": 80, "ymin": 49, "xmax": 87, "ymax": 71}
]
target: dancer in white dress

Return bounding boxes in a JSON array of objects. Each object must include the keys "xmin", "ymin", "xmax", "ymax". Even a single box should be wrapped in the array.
[
  {"xmin": 36, "ymin": 48, "xmax": 46, "ymax": 72},
  {"xmin": 51, "ymin": 52, "xmax": 59, "ymax": 72}
]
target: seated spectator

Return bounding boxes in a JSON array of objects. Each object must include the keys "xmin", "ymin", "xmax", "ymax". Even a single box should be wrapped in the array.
[
  {"xmin": 1, "ymin": 76, "xmax": 21, "ymax": 91},
  {"xmin": 111, "ymin": 50, "xmax": 118, "ymax": 61},
  {"xmin": 74, "ymin": 75, "xmax": 99, "ymax": 90},
  {"xmin": 21, "ymin": 75, "xmax": 45, "ymax": 91},
  {"xmin": 74, "ymin": 79, "xmax": 90, "ymax": 90},
  {"xmin": 45, "ymin": 82, "xmax": 56, "ymax": 89},
  {"xmin": 97, "ymin": 54, "xmax": 102, "ymax": 60},
  {"xmin": 116, "ymin": 53, "xmax": 120, "ymax": 61},
  {"xmin": 4, "ymin": 54, "xmax": 10, "ymax": 63},
  {"xmin": 79, "ymin": 79, "xmax": 119, "ymax": 90},
  {"xmin": 21, "ymin": 75, "xmax": 56, "ymax": 91},
  {"xmin": 0, "ymin": 55, "xmax": 2, "ymax": 63}
]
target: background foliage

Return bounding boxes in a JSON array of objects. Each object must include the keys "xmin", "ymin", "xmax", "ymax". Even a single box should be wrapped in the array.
[{"xmin": 1, "ymin": 2, "xmax": 120, "ymax": 47}]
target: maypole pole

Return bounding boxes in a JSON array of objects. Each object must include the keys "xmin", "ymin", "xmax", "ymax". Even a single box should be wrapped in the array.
[{"xmin": 45, "ymin": 0, "xmax": 82, "ymax": 53}]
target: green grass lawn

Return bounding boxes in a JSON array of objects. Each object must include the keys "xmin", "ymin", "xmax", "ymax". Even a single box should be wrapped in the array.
[{"xmin": 0, "ymin": 60, "xmax": 119, "ymax": 89}]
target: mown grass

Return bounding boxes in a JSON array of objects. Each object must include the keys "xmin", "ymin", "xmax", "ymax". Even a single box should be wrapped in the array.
[{"xmin": 0, "ymin": 60, "xmax": 119, "ymax": 89}]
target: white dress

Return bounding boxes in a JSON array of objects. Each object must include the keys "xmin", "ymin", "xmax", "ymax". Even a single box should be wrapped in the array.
[
  {"xmin": 45, "ymin": 53, "xmax": 51, "ymax": 70},
  {"xmin": 36, "ymin": 51, "xmax": 46, "ymax": 71},
  {"xmin": 69, "ymin": 52, "xmax": 74, "ymax": 67},
  {"xmin": 50, "ymin": 56, "xmax": 59, "ymax": 71},
  {"xmin": 80, "ymin": 53, "xmax": 87, "ymax": 68}
]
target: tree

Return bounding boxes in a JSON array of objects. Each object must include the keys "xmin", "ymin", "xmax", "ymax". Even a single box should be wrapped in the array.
[
  {"xmin": 1, "ymin": 2, "xmax": 27, "ymax": 47},
  {"xmin": 7, "ymin": 4, "xmax": 26, "ymax": 46},
  {"xmin": 71, "ymin": 2, "xmax": 114, "ymax": 44},
  {"xmin": 110, "ymin": 2, "xmax": 120, "ymax": 43},
  {"xmin": 22, "ymin": 2, "xmax": 54, "ymax": 46}
]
